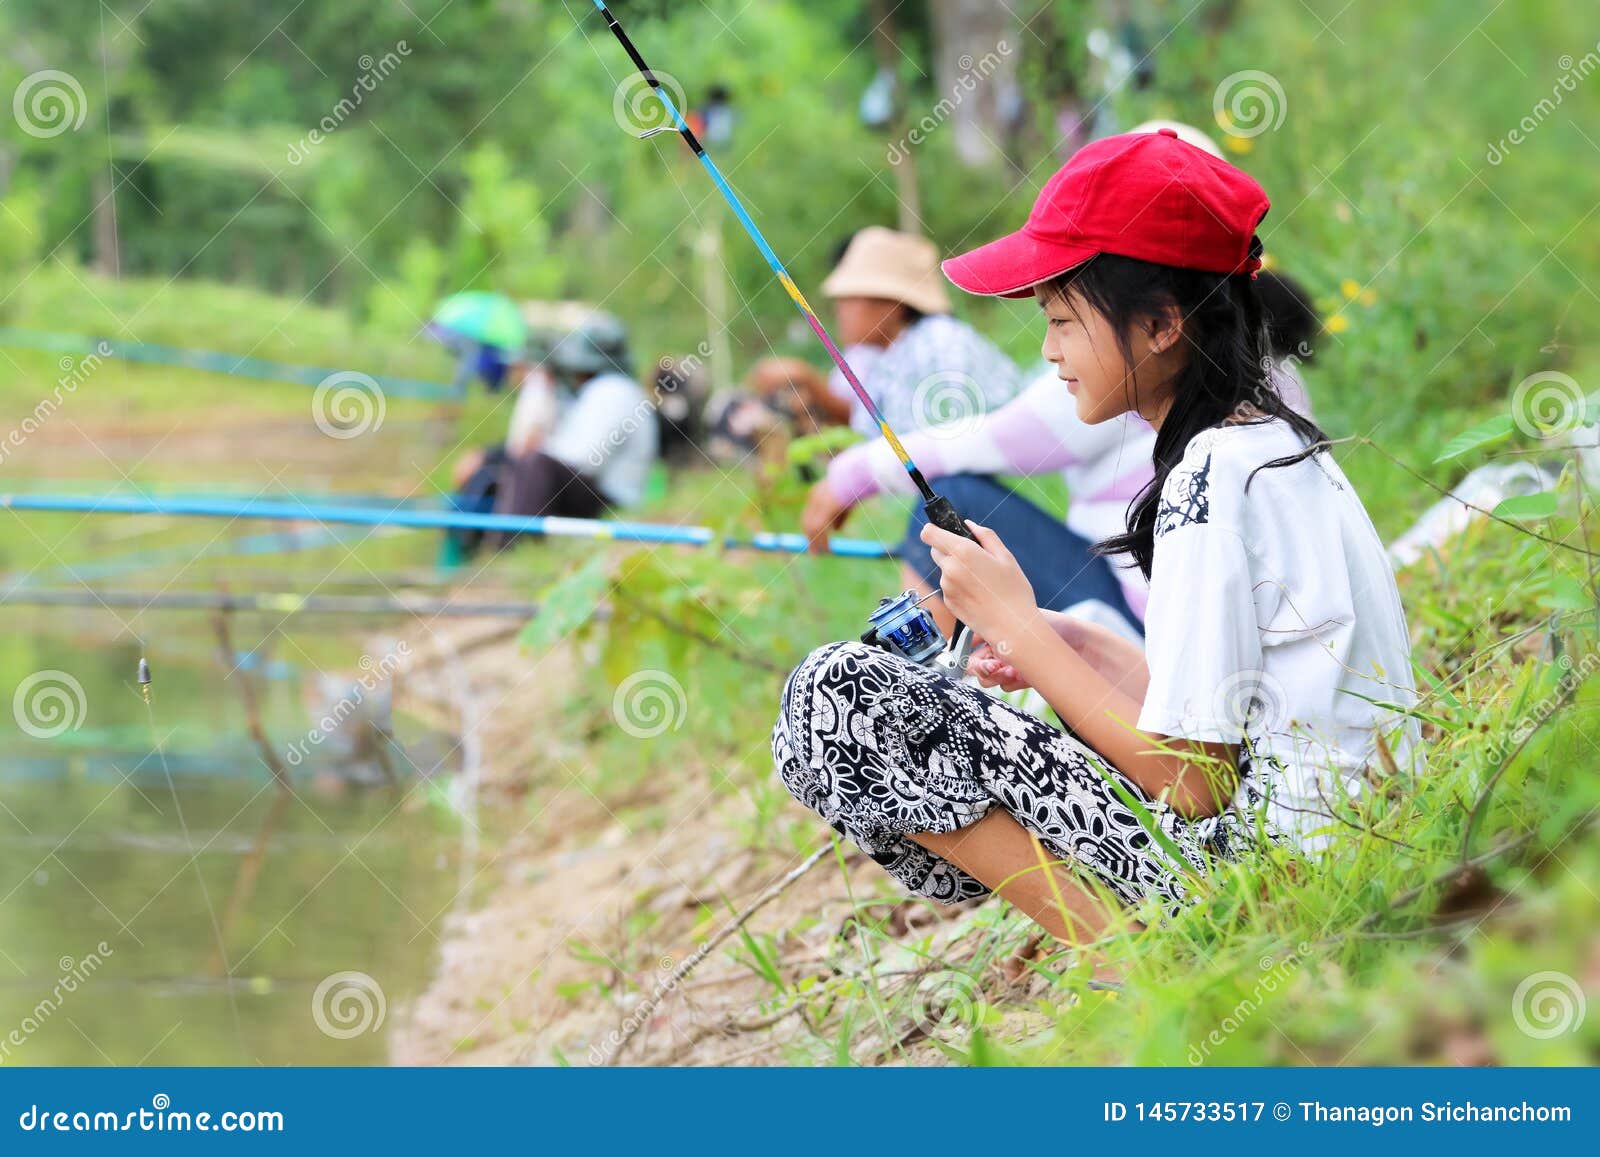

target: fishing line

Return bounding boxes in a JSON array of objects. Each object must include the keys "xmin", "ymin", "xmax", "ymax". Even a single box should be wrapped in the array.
[{"xmin": 135, "ymin": 655, "xmax": 250, "ymax": 1057}]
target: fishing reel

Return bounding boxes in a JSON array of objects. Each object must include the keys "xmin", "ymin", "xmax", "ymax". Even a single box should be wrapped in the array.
[{"xmin": 860, "ymin": 590, "xmax": 977, "ymax": 674}]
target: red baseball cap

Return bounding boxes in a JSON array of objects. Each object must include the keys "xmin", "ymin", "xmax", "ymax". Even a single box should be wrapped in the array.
[{"xmin": 942, "ymin": 128, "xmax": 1270, "ymax": 298}]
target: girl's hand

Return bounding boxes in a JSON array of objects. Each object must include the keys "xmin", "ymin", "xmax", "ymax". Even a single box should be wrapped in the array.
[
  {"xmin": 920, "ymin": 520, "xmax": 1042, "ymax": 653},
  {"xmin": 968, "ymin": 642, "xmax": 1030, "ymax": 691}
]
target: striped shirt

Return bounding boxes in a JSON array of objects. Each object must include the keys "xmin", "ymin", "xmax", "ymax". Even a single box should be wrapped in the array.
[{"xmin": 826, "ymin": 314, "xmax": 1024, "ymax": 439}]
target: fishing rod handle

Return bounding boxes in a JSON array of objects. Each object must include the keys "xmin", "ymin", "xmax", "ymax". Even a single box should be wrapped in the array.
[
  {"xmin": 921, "ymin": 494, "xmax": 979, "ymax": 543},
  {"xmin": 921, "ymin": 493, "xmax": 980, "ymax": 662}
]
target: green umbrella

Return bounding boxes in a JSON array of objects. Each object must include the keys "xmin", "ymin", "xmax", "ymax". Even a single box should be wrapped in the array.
[{"xmin": 429, "ymin": 292, "xmax": 527, "ymax": 352}]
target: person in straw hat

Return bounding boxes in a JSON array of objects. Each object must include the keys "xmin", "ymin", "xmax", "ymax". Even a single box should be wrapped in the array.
[{"xmin": 752, "ymin": 227, "xmax": 1025, "ymax": 442}]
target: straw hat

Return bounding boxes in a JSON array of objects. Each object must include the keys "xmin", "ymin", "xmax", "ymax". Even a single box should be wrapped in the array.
[
  {"xmin": 821, "ymin": 227, "xmax": 952, "ymax": 315},
  {"xmin": 1128, "ymin": 119, "xmax": 1225, "ymax": 159}
]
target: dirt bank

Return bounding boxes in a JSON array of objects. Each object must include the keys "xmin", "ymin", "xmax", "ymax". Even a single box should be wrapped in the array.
[{"xmin": 388, "ymin": 618, "xmax": 1062, "ymax": 1067}]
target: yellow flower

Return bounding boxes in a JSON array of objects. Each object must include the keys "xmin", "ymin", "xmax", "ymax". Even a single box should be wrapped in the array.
[
  {"xmin": 1340, "ymin": 279, "xmax": 1361, "ymax": 300},
  {"xmin": 1359, "ymin": 288, "xmax": 1378, "ymax": 306},
  {"xmin": 1223, "ymin": 135, "xmax": 1253, "ymax": 155},
  {"xmin": 1259, "ymin": 251, "xmax": 1277, "ymax": 271},
  {"xmin": 1325, "ymin": 313, "xmax": 1350, "ymax": 334}
]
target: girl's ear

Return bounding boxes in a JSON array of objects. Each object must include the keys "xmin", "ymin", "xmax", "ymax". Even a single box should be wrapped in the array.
[{"xmin": 1146, "ymin": 302, "xmax": 1185, "ymax": 353}]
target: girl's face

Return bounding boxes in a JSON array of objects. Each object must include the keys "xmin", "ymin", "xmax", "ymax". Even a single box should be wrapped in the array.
[{"xmin": 1037, "ymin": 284, "xmax": 1183, "ymax": 426}]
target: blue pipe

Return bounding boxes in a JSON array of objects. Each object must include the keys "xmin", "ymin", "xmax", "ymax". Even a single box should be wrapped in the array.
[{"xmin": 0, "ymin": 493, "xmax": 897, "ymax": 559}]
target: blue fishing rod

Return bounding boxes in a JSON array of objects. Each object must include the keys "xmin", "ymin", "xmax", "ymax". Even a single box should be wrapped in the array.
[
  {"xmin": 590, "ymin": 0, "xmax": 979, "ymax": 669},
  {"xmin": 0, "ymin": 492, "xmax": 895, "ymax": 560}
]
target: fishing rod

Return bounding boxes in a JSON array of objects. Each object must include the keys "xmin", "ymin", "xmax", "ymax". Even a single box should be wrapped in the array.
[
  {"xmin": 0, "ymin": 327, "xmax": 460, "ymax": 401},
  {"xmin": 590, "ymin": 0, "xmax": 980, "ymax": 669},
  {"xmin": 0, "ymin": 492, "xmax": 895, "ymax": 559},
  {"xmin": 0, "ymin": 588, "xmax": 542, "ymax": 619}
]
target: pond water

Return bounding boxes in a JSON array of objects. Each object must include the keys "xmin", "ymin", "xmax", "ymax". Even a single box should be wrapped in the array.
[{"xmin": 0, "ymin": 623, "xmax": 466, "ymax": 1066}]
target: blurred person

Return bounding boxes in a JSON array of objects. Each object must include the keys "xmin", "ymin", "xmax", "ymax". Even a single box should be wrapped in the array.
[
  {"xmin": 650, "ymin": 355, "xmax": 709, "ymax": 467},
  {"xmin": 756, "ymin": 227, "xmax": 1025, "ymax": 438},
  {"xmin": 443, "ymin": 311, "xmax": 657, "ymax": 559},
  {"xmin": 492, "ymin": 311, "xmax": 657, "ymax": 545}
]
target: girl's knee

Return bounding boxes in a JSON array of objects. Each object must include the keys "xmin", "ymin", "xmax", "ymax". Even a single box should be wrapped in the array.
[{"xmin": 779, "ymin": 640, "xmax": 883, "ymax": 712}]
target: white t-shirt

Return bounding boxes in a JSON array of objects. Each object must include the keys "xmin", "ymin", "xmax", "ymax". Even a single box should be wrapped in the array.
[
  {"xmin": 1136, "ymin": 418, "xmax": 1422, "ymax": 853},
  {"xmin": 541, "ymin": 371, "xmax": 659, "ymax": 508},
  {"xmin": 505, "ymin": 367, "xmax": 559, "ymax": 457}
]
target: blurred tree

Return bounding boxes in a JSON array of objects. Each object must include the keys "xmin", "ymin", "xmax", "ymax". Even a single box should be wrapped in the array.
[{"xmin": 925, "ymin": 0, "xmax": 1021, "ymax": 168}]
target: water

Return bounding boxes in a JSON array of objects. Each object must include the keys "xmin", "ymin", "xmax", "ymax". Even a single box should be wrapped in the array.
[{"xmin": 0, "ymin": 624, "xmax": 466, "ymax": 1066}]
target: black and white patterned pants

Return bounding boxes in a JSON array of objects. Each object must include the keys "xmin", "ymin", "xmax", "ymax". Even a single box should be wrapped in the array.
[{"xmin": 771, "ymin": 640, "xmax": 1270, "ymax": 918}]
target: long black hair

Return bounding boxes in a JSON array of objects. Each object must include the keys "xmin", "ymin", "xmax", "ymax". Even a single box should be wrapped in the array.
[{"xmin": 1043, "ymin": 246, "xmax": 1328, "ymax": 577}]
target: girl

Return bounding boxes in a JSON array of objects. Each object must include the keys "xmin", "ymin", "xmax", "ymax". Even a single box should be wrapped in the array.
[{"xmin": 771, "ymin": 130, "xmax": 1421, "ymax": 943}]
